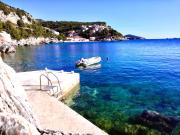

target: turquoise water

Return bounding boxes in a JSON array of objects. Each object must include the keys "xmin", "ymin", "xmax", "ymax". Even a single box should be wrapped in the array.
[{"xmin": 2, "ymin": 39, "xmax": 180, "ymax": 134}]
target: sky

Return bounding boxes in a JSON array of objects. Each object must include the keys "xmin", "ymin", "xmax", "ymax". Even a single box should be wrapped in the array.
[{"xmin": 2, "ymin": 0, "xmax": 180, "ymax": 39}]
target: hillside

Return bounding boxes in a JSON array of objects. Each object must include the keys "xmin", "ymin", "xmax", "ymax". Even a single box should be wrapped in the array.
[
  {"xmin": 40, "ymin": 21, "xmax": 123, "ymax": 41},
  {"xmin": 125, "ymin": 34, "xmax": 145, "ymax": 40},
  {"xmin": 0, "ymin": 1, "xmax": 58, "ymax": 40},
  {"xmin": 0, "ymin": 1, "xmax": 125, "ymax": 54}
]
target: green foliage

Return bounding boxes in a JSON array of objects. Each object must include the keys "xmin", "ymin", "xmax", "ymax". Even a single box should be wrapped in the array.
[
  {"xmin": 19, "ymin": 28, "xmax": 30, "ymax": 39},
  {"xmin": 57, "ymin": 33, "xmax": 66, "ymax": 41},
  {"xmin": 40, "ymin": 21, "xmax": 106, "ymax": 34},
  {"xmin": 0, "ymin": 1, "xmax": 27, "ymax": 17},
  {"xmin": 0, "ymin": 1, "xmax": 123, "ymax": 41},
  {"xmin": 4, "ymin": 21, "xmax": 20, "ymax": 40},
  {"xmin": 0, "ymin": 20, "xmax": 56, "ymax": 40},
  {"xmin": 0, "ymin": 21, "xmax": 3, "ymax": 32},
  {"xmin": 17, "ymin": 20, "xmax": 25, "ymax": 27},
  {"xmin": 16, "ymin": 8, "xmax": 26, "ymax": 18},
  {"xmin": 40, "ymin": 20, "xmax": 123, "ymax": 40},
  {"xmin": 0, "ymin": 1, "xmax": 14, "ymax": 15},
  {"xmin": 110, "ymin": 124, "xmax": 165, "ymax": 135},
  {"xmin": 172, "ymin": 125, "xmax": 180, "ymax": 135}
]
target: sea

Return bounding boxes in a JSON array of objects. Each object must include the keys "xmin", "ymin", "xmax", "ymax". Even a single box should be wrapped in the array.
[{"xmin": 2, "ymin": 39, "xmax": 180, "ymax": 134}]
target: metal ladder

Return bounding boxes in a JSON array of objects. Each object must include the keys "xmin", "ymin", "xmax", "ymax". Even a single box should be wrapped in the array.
[{"xmin": 40, "ymin": 71, "xmax": 62, "ymax": 98}]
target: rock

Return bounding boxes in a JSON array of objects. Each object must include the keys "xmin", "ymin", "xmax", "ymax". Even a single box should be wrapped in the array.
[
  {"xmin": 0, "ymin": 11, "xmax": 20, "ymax": 24},
  {"xmin": 38, "ymin": 129, "xmax": 93, "ymax": 135},
  {"xmin": 0, "ymin": 113, "xmax": 40, "ymax": 135},
  {"xmin": 0, "ymin": 31, "xmax": 12, "ymax": 42},
  {"xmin": 0, "ymin": 31, "xmax": 61, "ymax": 53},
  {"xmin": 22, "ymin": 15, "xmax": 32, "ymax": 24},
  {"xmin": 0, "ymin": 45, "xmax": 9, "ymax": 53},
  {"xmin": 134, "ymin": 110, "xmax": 180, "ymax": 133},
  {"xmin": 0, "ymin": 44, "xmax": 16, "ymax": 53},
  {"xmin": 0, "ymin": 10, "xmax": 32, "ymax": 25},
  {"xmin": 0, "ymin": 57, "xmax": 38, "ymax": 126},
  {"xmin": 6, "ymin": 45, "xmax": 16, "ymax": 53}
]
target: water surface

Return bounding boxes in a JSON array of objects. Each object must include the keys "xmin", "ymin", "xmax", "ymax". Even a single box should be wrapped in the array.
[{"xmin": 3, "ymin": 39, "xmax": 180, "ymax": 134}]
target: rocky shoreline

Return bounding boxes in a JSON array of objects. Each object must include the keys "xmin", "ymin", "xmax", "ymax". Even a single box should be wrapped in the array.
[{"xmin": 0, "ymin": 31, "xmax": 62, "ymax": 53}]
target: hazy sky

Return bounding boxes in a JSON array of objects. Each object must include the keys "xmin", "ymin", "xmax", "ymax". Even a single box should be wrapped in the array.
[{"xmin": 2, "ymin": 0, "xmax": 180, "ymax": 39}]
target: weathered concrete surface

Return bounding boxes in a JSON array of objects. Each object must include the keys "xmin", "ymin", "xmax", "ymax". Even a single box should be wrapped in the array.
[
  {"xmin": 26, "ymin": 90, "xmax": 108, "ymax": 135},
  {"xmin": 16, "ymin": 70, "xmax": 80, "ymax": 99},
  {"xmin": 17, "ymin": 70, "xmax": 108, "ymax": 135}
]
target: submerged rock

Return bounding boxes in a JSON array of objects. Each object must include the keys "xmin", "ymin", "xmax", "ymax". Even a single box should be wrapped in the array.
[
  {"xmin": 110, "ymin": 123, "xmax": 163, "ymax": 135},
  {"xmin": 134, "ymin": 110, "xmax": 180, "ymax": 133}
]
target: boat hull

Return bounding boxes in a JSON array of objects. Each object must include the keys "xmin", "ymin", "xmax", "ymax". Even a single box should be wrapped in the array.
[{"xmin": 76, "ymin": 57, "xmax": 101, "ymax": 67}]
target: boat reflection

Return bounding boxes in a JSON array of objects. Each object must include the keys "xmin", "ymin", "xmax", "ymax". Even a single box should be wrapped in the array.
[{"xmin": 78, "ymin": 64, "xmax": 101, "ymax": 70}]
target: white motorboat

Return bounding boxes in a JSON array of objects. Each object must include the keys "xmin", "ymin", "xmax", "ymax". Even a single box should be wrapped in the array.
[{"xmin": 76, "ymin": 57, "xmax": 102, "ymax": 67}]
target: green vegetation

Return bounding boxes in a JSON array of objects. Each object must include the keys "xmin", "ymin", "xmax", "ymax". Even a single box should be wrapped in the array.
[
  {"xmin": 0, "ymin": 1, "xmax": 27, "ymax": 18},
  {"xmin": 0, "ymin": 1, "xmax": 55, "ymax": 40},
  {"xmin": 80, "ymin": 28, "xmax": 123, "ymax": 40},
  {"xmin": 17, "ymin": 20, "xmax": 25, "ymax": 27},
  {"xmin": 57, "ymin": 33, "xmax": 66, "ymax": 41},
  {"xmin": 0, "ymin": 1, "xmax": 123, "ymax": 41},
  {"xmin": 0, "ymin": 1, "xmax": 56, "ymax": 40},
  {"xmin": 0, "ymin": 20, "xmax": 57, "ymax": 40},
  {"xmin": 40, "ymin": 20, "xmax": 123, "ymax": 40},
  {"xmin": 40, "ymin": 20, "xmax": 106, "ymax": 34}
]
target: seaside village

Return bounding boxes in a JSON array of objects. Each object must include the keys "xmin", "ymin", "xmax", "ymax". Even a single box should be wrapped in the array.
[
  {"xmin": 66, "ymin": 24, "xmax": 112, "ymax": 42},
  {"xmin": 0, "ymin": 23, "xmax": 119, "ymax": 53},
  {"xmin": 0, "ymin": 26, "xmax": 119, "ymax": 54}
]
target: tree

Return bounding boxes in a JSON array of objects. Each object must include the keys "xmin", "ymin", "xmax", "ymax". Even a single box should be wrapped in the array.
[
  {"xmin": 57, "ymin": 33, "xmax": 66, "ymax": 41},
  {"xmin": 0, "ymin": 21, "xmax": 4, "ymax": 32},
  {"xmin": 17, "ymin": 20, "xmax": 25, "ymax": 27}
]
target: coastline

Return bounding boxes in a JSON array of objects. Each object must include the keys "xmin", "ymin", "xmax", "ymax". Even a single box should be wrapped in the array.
[
  {"xmin": 1, "ymin": 36, "xmax": 179, "ymax": 55},
  {"xmin": 0, "ymin": 56, "xmax": 108, "ymax": 134}
]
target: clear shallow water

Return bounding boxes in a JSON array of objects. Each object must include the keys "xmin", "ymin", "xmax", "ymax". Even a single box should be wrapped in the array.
[{"xmin": 2, "ymin": 39, "xmax": 180, "ymax": 134}]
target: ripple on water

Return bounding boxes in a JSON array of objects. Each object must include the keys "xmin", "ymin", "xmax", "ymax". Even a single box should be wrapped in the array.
[{"xmin": 2, "ymin": 39, "xmax": 180, "ymax": 134}]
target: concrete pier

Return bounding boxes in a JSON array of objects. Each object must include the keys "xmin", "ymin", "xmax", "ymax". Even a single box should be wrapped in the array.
[
  {"xmin": 17, "ymin": 70, "xmax": 80, "ymax": 99},
  {"xmin": 16, "ymin": 70, "xmax": 108, "ymax": 135}
]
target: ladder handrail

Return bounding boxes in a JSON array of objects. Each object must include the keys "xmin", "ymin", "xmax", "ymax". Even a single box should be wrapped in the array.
[
  {"xmin": 40, "ymin": 74, "xmax": 53, "ymax": 90},
  {"xmin": 46, "ymin": 71, "xmax": 62, "ymax": 91}
]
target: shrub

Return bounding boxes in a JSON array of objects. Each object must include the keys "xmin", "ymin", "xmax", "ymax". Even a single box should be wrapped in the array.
[{"xmin": 17, "ymin": 20, "xmax": 25, "ymax": 27}]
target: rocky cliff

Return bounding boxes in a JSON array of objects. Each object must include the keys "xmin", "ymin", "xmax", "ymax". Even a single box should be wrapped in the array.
[
  {"xmin": 0, "ymin": 1, "xmax": 60, "ymax": 53},
  {"xmin": 0, "ymin": 56, "xmax": 40, "ymax": 134}
]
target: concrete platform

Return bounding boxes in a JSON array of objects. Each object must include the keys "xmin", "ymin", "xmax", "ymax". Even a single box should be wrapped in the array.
[
  {"xmin": 17, "ymin": 70, "xmax": 80, "ymax": 99},
  {"xmin": 16, "ymin": 70, "xmax": 108, "ymax": 135},
  {"xmin": 26, "ymin": 90, "xmax": 108, "ymax": 135}
]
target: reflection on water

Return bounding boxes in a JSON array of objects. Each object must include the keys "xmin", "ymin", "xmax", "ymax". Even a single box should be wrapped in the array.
[{"xmin": 78, "ymin": 64, "xmax": 102, "ymax": 70}]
